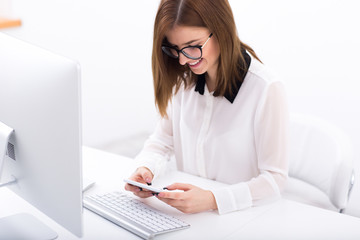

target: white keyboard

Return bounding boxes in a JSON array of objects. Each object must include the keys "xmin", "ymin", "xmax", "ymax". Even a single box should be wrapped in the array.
[{"xmin": 83, "ymin": 191, "xmax": 190, "ymax": 239}]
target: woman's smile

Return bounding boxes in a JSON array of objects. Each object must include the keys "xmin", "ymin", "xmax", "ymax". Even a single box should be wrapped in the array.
[{"xmin": 188, "ymin": 58, "xmax": 202, "ymax": 68}]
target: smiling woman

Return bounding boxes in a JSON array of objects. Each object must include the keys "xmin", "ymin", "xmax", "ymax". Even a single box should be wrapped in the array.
[
  {"xmin": 163, "ymin": 26, "xmax": 219, "ymax": 91},
  {"xmin": 152, "ymin": 0, "xmax": 261, "ymax": 117},
  {"xmin": 125, "ymin": 0, "xmax": 289, "ymax": 215}
]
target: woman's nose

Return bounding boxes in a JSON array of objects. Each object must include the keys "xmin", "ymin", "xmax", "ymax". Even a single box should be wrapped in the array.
[{"xmin": 178, "ymin": 53, "xmax": 188, "ymax": 66}]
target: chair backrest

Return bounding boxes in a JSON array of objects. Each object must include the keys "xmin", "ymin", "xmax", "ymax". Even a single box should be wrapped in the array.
[{"xmin": 288, "ymin": 113, "xmax": 354, "ymax": 210}]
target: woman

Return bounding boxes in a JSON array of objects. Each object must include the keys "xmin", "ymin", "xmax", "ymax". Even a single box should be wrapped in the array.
[{"xmin": 125, "ymin": 0, "xmax": 289, "ymax": 214}]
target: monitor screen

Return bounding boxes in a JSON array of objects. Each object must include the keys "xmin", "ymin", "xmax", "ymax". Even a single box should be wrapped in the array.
[{"xmin": 0, "ymin": 32, "xmax": 83, "ymax": 238}]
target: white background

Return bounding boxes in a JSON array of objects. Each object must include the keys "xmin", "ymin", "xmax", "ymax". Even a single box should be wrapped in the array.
[{"xmin": 2, "ymin": 0, "xmax": 359, "ymax": 217}]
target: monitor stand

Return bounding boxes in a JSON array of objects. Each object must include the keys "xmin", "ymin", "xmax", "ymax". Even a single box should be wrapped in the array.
[
  {"xmin": 0, "ymin": 122, "xmax": 58, "ymax": 239},
  {"xmin": 0, "ymin": 213, "xmax": 58, "ymax": 240},
  {"xmin": 0, "ymin": 121, "xmax": 13, "ymax": 175}
]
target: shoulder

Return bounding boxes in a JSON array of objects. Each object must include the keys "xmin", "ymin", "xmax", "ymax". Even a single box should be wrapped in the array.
[
  {"xmin": 247, "ymin": 58, "xmax": 278, "ymax": 85},
  {"xmin": 243, "ymin": 57, "xmax": 285, "ymax": 94}
]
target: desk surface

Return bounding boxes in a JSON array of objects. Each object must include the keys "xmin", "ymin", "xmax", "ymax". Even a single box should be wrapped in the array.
[{"xmin": 1, "ymin": 147, "xmax": 360, "ymax": 240}]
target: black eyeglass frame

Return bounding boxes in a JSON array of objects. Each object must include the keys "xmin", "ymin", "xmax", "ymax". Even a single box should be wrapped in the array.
[{"xmin": 161, "ymin": 33, "xmax": 213, "ymax": 60}]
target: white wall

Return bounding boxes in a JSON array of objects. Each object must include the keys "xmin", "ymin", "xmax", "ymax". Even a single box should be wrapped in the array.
[
  {"xmin": 3, "ymin": 0, "xmax": 359, "ymax": 217},
  {"xmin": 4, "ymin": 0, "xmax": 161, "ymax": 147}
]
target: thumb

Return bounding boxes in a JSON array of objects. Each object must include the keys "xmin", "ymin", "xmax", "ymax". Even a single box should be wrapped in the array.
[
  {"xmin": 140, "ymin": 168, "xmax": 153, "ymax": 184},
  {"xmin": 165, "ymin": 183, "xmax": 192, "ymax": 191}
]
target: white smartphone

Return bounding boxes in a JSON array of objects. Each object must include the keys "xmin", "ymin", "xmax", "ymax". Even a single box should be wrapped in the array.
[{"xmin": 123, "ymin": 179, "xmax": 164, "ymax": 194}]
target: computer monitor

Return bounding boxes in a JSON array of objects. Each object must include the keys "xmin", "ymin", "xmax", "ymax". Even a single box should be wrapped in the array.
[{"xmin": 0, "ymin": 32, "xmax": 83, "ymax": 239}]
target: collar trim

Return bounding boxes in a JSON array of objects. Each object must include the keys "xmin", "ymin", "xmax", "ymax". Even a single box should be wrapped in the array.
[{"xmin": 195, "ymin": 50, "xmax": 251, "ymax": 103}]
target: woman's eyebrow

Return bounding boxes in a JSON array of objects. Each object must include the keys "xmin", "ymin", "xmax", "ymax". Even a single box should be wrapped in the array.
[{"xmin": 183, "ymin": 38, "xmax": 201, "ymax": 46}]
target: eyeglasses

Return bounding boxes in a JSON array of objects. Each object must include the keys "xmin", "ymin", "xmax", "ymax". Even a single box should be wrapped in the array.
[{"xmin": 162, "ymin": 33, "xmax": 213, "ymax": 60}]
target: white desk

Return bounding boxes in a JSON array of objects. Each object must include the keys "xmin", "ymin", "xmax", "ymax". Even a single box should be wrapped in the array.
[{"xmin": 1, "ymin": 147, "xmax": 360, "ymax": 239}]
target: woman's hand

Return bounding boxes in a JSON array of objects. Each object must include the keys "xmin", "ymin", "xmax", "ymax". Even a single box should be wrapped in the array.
[
  {"xmin": 124, "ymin": 167, "xmax": 154, "ymax": 198},
  {"xmin": 156, "ymin": 183, "xmax": 218, "ymax": 213}
]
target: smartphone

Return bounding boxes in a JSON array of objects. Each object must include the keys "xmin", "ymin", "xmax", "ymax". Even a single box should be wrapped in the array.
[{"xmin": 123, "ymin": 179, "xmax": 164, "ymax": 194}]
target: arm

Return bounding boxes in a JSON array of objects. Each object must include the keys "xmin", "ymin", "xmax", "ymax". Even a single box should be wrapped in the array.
[
  {"xmin": 250, "ymin": 81, "xmax": 289, "ymax": 200},
  {"xmin": 212, "ymin": 81, "xmax": 289, "ymax": 214}
]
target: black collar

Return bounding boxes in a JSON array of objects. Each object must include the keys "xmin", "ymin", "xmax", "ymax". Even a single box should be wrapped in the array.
[{"xmin": 195, "ymin": 50, "xmax": 251, "ymax": 103}]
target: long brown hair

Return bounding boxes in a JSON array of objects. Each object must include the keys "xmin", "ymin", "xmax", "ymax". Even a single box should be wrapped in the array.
[{"xmin": 152, "ymin": 0, "xmax": 261, "ymax": 117}]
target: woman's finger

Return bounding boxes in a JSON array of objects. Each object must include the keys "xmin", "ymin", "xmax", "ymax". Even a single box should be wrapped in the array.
[
  {"xmin": 134, "ymin": 190, "xmax": 154, "ymax": 198},
  {"xmin": 157, "ymin": 190, "xmax": 185, "ymax": 200},
  {"xmin": 140, "ymin": 170, "xmax": 153, "ymax": 184},
  {"xmin": 165, "ymin": 182, "xmax": 193, "ymax": 191}
]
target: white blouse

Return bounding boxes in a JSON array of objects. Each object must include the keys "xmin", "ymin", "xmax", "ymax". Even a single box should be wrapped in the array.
[{"xmin": 135, "ymin": 57, "xmax": 289, "ymax": 214}]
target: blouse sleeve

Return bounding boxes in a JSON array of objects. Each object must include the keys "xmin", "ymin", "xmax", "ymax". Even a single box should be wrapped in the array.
[
  {"xmin": 212, "ymin": 81, "xmax": 289, "ymax": 214},
  {"xmin": 134, "ymin": 105, "xmax": 174, "ymax": 178}
]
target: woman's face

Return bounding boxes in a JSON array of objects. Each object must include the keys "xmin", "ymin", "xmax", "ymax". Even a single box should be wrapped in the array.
[{"xmin": 165, "ymin": 25, "xmax": 220, "ymax": 77}]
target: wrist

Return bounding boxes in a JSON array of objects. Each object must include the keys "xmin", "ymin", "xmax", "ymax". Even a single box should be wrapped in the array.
[{"xmin": 207, "ymin": 190, "xmax": 218, "ymax": 211}]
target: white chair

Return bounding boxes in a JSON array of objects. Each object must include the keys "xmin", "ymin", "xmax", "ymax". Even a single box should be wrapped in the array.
[{"xmin": 283, "ymin": 113, "xmax": 355, "ymax": 213}]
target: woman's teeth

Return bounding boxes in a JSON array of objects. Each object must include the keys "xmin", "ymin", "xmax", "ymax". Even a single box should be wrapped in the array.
[{"xmin": 189, "ymin": 59, "xmax": 200, "ymax": 66}]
